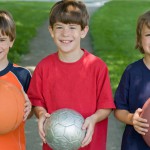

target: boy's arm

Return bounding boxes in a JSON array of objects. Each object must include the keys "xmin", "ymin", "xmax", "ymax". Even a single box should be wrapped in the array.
[
  {"xmin": 81, "ymin": 108, "xmax": 112, "ymax": 147},
  {"xmin": 114, "ymin": 109, "xmax": 133, "ymax": 125},
  {"xmin": 91, "ymin": 109, "xmax": 112, "ymax": 123},
  {"xmin": 114, "ymin": 109, "xmax": 149, "ymax": 135},
  {"xmin": 34, "ymin": 106, "xmax": 47, "ymax": 119},
  {"xmin": 22, "ymin": 90, "xmax": 32, "ymax": 120},
  {"xmin": 33, "ymin": 106, "xmax": 50, "ymax": 143}
]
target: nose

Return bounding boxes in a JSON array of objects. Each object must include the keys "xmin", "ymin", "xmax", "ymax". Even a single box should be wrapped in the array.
[{"xmin": 62, "ymin": 28, "xmax": 70, "ymax": 36}]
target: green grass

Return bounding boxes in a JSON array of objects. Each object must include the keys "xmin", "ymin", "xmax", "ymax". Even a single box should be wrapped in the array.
[
  {"xmin": 90, "ymin": 0, "xmax": 150, "ymax": 92},
  {"xmin": 0, "ymin": 2, "xmax": 53, "ymax": 62}
]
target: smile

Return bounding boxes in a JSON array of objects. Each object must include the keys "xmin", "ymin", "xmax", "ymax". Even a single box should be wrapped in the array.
[{"xmin": 61, "ymin": 40, "xmax": 72, "ymax": 44}]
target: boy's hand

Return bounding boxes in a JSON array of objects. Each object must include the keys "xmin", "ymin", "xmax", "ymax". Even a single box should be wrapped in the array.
[
  {"xmin": 81, "ymin": 115, "xmax": 96, "ymax": 147},
  {"xmin": 38, "ymin": 113, "xmax": 50, "ymax": 143},
  {"xmin": 22, "ymin": 89, "xmax": 32, "ymax": 121},
  {"xmin": 133, "ymin": 108, "xmax": 149, "ymax": 135}
]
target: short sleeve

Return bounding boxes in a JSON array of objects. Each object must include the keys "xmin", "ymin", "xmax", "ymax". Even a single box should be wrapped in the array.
[
  {"xmin": 23, "ymin": 70, "xmax": 31, "ymax": 93},
  {"xmin": 27, "ymin": 65, "xmax": 46, "ymax": 108},
  {"xmin": 96, "ymin": 64, "xmax": 115, "ymax": 109},
  {"xmin": 114, "ymin": 67, "xmax": 130, "ymax": 110}
]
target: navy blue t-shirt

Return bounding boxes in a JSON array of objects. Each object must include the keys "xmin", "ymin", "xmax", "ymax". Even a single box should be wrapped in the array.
[{"xmin": 115, "ymin": 59, "xmax": 150, "ymax": 150}]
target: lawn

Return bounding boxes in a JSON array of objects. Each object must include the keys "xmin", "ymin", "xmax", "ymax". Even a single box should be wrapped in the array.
[
  {"xmin": 0, "ymin": 1, "xmax": 53, "ymax": 62},
  {"xmin": 90, "ymin": 0, "xmax": 150, "ymax": 92}
]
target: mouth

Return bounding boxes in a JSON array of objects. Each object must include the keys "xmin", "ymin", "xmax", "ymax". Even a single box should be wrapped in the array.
[{"xmin": 60, "ymin": 40, "xmax": 72, "ymax": 44}]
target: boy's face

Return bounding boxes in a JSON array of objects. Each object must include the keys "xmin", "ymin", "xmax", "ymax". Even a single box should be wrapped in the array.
[
  {"xmin": 141, "ymin": 24, "xmax": 150, "ymax": 55},
  {"xmin": 49, "ymin": 22, "xmax": 88, "ymax": 53},
  {"xmin": 0, "ymin": 31, "xmax": 14, "ymax": 61}
]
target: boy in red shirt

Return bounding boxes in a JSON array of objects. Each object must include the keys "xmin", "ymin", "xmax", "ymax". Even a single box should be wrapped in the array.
[
  {"xmin": 0, "ymin": 10, "xmax": 32, "ymax": 150},
  {"xmin": 27, "ymin": 0, "xmax": 115, "ymax": 150}
]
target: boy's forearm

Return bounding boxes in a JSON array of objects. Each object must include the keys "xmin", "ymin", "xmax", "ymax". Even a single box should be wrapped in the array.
[
  {"xmin": 114, "ymin": 109, "xmax": 133, "ymax": 125},
  {"xmin": 33, "ymin": 106, "xmax": 47, "ymax": 119},
  {"xmin": 92, "ymin": 109, "xmax": 112, "ymax": 123}
]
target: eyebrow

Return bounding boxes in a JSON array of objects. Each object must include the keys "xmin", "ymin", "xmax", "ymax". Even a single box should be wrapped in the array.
[
  {"xmin": 0, "ymin": 37, "xmax": 7, "ymax": 39},
  {"xmin": 145, "ymin": 33, "xmax": 150, "ymax": 36},
  {"xmin": 54, "ymin": 23, "xmax": 77, "ymax": 26},
  {"xmin": 144, "ymin": 31, "xmax": 150, "ymax": 34},
  {"xmin": 0, "ymin": 34, "xmax": 7, "ymax": 38},
  {"xmin": 54, "ymin": 23, "xmax": 63, "ymax": 26}
]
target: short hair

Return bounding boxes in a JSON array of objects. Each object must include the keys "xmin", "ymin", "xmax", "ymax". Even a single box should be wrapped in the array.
[
  {"xmin": 49, "ymin": 0, "xmax": 89, "ymax": 30},
  {"xmin": 0, "ymin": 10, "xmax": 16, "ymax": 41},
  {"xmin": 135, "ymin": 10, "xmax": 150, "ymax": 53}
]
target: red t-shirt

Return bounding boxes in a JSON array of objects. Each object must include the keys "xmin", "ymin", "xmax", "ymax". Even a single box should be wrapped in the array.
[{"xmin": 28, "ymin": 49, "xmax": 115, "ymax": 150}]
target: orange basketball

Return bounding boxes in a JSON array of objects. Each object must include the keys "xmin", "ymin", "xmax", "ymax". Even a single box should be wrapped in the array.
[{"xmin": 0, "ymin": 80, "xmax": 25, "ymax": 135}]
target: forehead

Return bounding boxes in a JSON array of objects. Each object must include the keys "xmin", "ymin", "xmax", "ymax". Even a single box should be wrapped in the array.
[
  {"xmin": 0, "ymin": 30, "xmax": 9, "ymax": 39},
  {"xmin": 53, "ymin": 22, "xmax": 82, "ymax": 31},
  {"xmin": 0, "ymin": 30, "xmax": 7, "ymax": 37},
  {"xmin": 54, "ymin": 22, "xmax": 80, "ymax": 26},
  {"xmin": 142, "ymin": 24, "xmax": 150, "ymax": 33}
]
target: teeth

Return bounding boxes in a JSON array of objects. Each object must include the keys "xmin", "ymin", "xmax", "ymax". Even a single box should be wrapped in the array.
[{"xmin": 62, "ymin": 40, "xmax": 70, "ymax": 43}]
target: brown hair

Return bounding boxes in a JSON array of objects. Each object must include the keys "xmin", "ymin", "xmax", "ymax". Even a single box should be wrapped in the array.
[
  {"xmin": 0, "ymin": 10, "xmax": 16, "ymax": 41},
  {"xmin": 49, "ymin": 0, "xmax": 89, "ymax": 30},
  {"xmin": 135, "ymin": 10, "xmax": 150, "ymax": 53}
]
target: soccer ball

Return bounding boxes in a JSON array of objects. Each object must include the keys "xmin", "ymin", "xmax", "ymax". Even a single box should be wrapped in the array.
[{"xmin": 44, "ymin": 108, "xmax": 86, "ymax": 150}]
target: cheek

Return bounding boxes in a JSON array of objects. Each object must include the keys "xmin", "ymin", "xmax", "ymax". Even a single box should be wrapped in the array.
[
  {"xmin": 142, "ymin": 38, "xmax": 148, "ymax": 46},
  {"xmin": 0, "ymin": 43, "xmax": 8, "ymax": 49},
  {"xmin": 53, "ymin": 36, "xmax": 59, "ymax": 45}
]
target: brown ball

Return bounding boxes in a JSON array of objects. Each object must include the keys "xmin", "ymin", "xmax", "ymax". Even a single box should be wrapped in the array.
[{"xmin": 140, "ymin": 98, "xmax": 150, "ymax": 147}]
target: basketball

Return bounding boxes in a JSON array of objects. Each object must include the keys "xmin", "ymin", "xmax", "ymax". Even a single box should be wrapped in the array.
[
  {"xmin": 140, "ymin": 98, "xmax": 150, "ymax": 147},
  {"xmin": 44, "ymin": 108, "xmax": 86, "ymax": 150},
  {"xmin": 0, "ymin": 80, "xmax": 25, "ymax": 134}
]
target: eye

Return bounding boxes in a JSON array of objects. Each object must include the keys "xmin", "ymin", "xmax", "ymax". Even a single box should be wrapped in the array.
[
  {"xmin": 56, "ymin": 26, "xmax": 63, "ymax": 29},
  {"xmin": 0, "ymin": 39, "xmax": 5, "ymax": 42},
  {"xmin": 145, "ymin": 34, "xmax": 150, "ymax": 36},
  {"xmin": 70, "ymin": 26, "xmax": 76, "ymax": 29}
]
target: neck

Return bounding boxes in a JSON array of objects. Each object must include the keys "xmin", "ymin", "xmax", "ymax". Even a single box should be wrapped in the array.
[
  {"xmin": 0, "ymin": 60, "xmax": 9, "ymax": 71},
  {"xmin": 58, "ymin": 49, "xmax": 84, "ymax": 63},
  {"xmin": 143, "ymin": 56, "xmax": 150, "ymax": 69}
]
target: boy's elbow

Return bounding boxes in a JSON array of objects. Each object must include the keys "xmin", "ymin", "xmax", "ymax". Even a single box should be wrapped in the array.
[{"xmin": 114, "ymin": 109, "xmax": 120, "ymax": 119}]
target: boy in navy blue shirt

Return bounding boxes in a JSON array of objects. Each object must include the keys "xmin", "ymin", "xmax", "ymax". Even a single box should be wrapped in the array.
[{"xmin": 114, "ymin": 10, "xmax": 150, "ymax": 150}]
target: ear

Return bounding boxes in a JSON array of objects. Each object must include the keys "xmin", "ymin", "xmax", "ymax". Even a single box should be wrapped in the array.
[
  {"xmin": 48, "ymin": 26, "xmax": 54, "ymax": 38},
  {"xmin": 81, "ymin": 26, "xmax": 89, "ymax": 39},
  {"xmin": 9, "ymin": 40, "xmax": 15, "ymax": 48}
]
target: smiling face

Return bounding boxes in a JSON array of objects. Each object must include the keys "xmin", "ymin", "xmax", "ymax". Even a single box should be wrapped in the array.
[
  {"xmin": 0, "ymin": 10, "xmax": 15, "ymax": 65},
  {"xmin": 141, "ymin": 24, "xmax": 150, "ymax": 56},
  {"xmin": 0, "ymin": 31, "xmax": 14, "ymax": 62},
  {"xmin": 49, "ymin": 22, "xmax": 88, "ymax": 54},
  {"xmin": 48, "ymin": 0, "xmax": 89, "ymax": 62}
]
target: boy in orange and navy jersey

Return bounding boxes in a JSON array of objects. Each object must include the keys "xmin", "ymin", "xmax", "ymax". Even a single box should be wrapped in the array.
[{"xmin": 0, "ymin": 10, "xmax": 31, "ymax": 150}]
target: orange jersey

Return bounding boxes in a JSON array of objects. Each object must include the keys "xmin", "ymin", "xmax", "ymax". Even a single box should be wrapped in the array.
[{"xmin": 0, "ymin": 62, "xmax": 31, "ymax": 150}]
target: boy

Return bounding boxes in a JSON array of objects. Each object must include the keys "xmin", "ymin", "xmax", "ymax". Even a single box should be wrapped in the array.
[
  {"xmin": 114, "ymin": 10, "xmax": 150, "ymax": 150},
  {"xmin": 27, "ymin": 0, "xmax": 115, "ymax": 150},
  {"xmin": 0, "ymin": 10, "xmax": 32, "ymax": 150}
]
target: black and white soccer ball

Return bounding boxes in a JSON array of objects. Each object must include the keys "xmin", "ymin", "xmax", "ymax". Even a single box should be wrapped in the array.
[{"xmin": 44, "ymin": 108, "xmax": 86, "ymax": 150}]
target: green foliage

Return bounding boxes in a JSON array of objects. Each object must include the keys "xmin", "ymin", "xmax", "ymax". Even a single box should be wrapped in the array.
[
  {"xmin": 0, "ymin": 2, "xmax": 53, "ymax": 63},
  {"xmin": 90, "ymin": 0, "xmax": 150, "ymax": 92}
]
